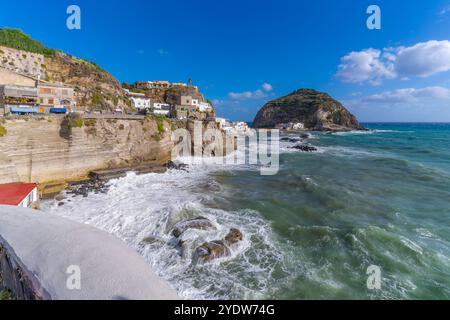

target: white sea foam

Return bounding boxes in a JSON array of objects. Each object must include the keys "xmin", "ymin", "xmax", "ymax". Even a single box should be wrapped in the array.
[
  {"xmin": 332, "ymin": 129, "xmax": 415, "ymax": 135},
  {"xmin": 41, "ymin": 159, "xmax": 286, "ymax": 299}
]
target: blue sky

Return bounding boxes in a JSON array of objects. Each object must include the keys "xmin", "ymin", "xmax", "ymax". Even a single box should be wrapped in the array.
[{"xmin": 1, "ymin": 0, "xmax": 450, "ymax": 121}]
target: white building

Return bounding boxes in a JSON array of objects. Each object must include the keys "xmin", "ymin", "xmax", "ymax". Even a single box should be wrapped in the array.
[
  {"xmin": 215, "ymin": 117, "xmax": 231, "ymax": 129},
  {"xmin": 198, "ymin": 101, "xmax": 213, "ymax": 112},
  {"xmin": 153, "ymin": 102, "xmax": 171, "ymax": 116},
  {"xmin": 234, "ymin": 121, "xmax": 250, "ymax": 132},
  {"xmin": 171, "ymin": 82, "xmax": 187, "ymax": 87},
  {"xmin": 128, "ymin": 92, "xmax": 151, "ymax": 110}
]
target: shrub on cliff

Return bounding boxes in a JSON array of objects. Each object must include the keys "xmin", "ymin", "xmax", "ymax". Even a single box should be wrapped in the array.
[
  {"xmin": 66, "ymin": 113, "xmax": 84, "ymax": 129},
  {"xmin": 0, "ymin": 290, "xmax": 13, "ymax": 300},
  {"xmin": 157, "ymin": 119, "xmax": 165, "ymax": 134},
  {"xmin": 0, "ymin": 124, "xmax": 7, "ymax": 137},
  {"xmin": 0, "ymin": 28, "xmax": 56, "ymax": 56},
  {"xmin": 146, "ymin": 114, "xmax": 166, "ymax": 134},
  {"xmin": 84, "ymin": 119, "xmax": 96, "ymax": 127}
]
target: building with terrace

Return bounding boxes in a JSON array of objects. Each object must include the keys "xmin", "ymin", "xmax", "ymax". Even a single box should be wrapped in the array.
[{"xmin": 0, "ymin": 84, "xmax": 39, "ymax": 115}]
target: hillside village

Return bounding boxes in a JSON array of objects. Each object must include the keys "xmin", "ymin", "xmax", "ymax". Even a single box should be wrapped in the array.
[
  {"xmin": 0, "ymin": 28, "xmax": 252, "ymax": 210},
  {"xmin": 0, "ymin": 29, "xmax": 249, "ymax": 135},
  {"xmin": 0, "ymin": 43, "xmax": 214, "ymax": 120}
]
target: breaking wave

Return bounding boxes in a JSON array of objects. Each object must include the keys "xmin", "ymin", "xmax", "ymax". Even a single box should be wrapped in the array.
[{"xmin": 41, "ymin": 161, "xmax": 290, "ymax": 299}]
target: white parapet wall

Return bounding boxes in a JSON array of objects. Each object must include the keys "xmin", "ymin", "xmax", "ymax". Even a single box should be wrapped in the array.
[{"xmin": 0, "ymin": 205, "xmax": 178, "ymax": 300}]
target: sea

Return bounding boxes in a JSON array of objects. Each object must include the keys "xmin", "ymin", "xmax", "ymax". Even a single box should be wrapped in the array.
[{"xmin": 42, "ymin": 123, "xmax": 450, "ymax": 299}]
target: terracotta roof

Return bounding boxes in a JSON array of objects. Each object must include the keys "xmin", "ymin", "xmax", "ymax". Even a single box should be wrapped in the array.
[{"xmin": 0, "ymin": 183, "xmax": 37, "ymax": 206}]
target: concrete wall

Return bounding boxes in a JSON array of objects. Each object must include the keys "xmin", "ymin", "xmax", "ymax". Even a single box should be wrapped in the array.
[{"xmin": 0, "ymin": 206, "xmax": 178, "ymax": 300}]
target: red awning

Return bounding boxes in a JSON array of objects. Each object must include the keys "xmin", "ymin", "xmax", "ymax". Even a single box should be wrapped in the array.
[{"xmin": 0, "ymin": 183, "xmax": 37, "ymax": 206}]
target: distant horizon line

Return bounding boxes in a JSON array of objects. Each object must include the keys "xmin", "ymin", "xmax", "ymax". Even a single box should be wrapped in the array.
[
  {"xmin": 360, "ymin": 121, "xmax": 450, "ymax": 124},
  {"xmin": 238, "ymin": 121, "xmax": 450, "ymax": 124}
]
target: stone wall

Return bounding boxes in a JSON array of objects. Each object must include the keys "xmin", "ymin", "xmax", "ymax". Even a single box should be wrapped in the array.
[
  {"xmin": 0, "ymin": 46, "xmax": 45, "ymax": 79},
  {"xmin": 0, "ymin": 116, "xmax": 174, "ymax": 188},
  {"xmin": 0, "ymin": 67, "xmax": 36, "ymax": 86}
]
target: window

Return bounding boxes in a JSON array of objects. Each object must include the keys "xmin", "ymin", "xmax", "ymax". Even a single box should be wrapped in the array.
[
  {"xmin": 23, "ymin": 192, "xmax": 33, "ymax": 207},
  {"xmin": 48, "ymin": 98, "xmax": 54, "ymax": 105}
]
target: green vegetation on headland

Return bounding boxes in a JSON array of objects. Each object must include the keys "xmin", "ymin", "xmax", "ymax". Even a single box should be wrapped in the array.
[{"xmin": 0, "ymin": 28, "xmax": 56, "ymax": 56}]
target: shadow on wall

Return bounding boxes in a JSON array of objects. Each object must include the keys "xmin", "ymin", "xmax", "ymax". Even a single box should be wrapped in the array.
[{"xmin": 0, "ymin": 205, "xmax": 178, "ymax": 300}]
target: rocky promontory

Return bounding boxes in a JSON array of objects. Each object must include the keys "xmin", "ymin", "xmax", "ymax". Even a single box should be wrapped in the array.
[{"xmin": 252, "ymin": 88, "xmax": 365, "ymax": 132}]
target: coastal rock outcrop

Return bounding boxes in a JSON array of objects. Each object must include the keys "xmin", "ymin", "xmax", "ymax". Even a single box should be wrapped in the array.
[
  {"xmin": 252, "ymin": 88, "xmax": 365, "ymax": 132},
  {"xmin": 224, "ymin": 228, "xmax": 243, "ymax": 245},
  {"xmin": 192, "ymin": 228, "xmax": 243, "ymax": 264},
  {"xmin": 171, "ymin": 217, "xmax": 216, "ymax": 238},
  {"xmin": 280, "ymin": 137, "xmax": 302, "ymax": 143},
  {"xmin": 165, "ymin": 160, "xmax": 189, "ymax": 171},
  {"xmin": 289, "ymin": 143, "xmax": 318, "ymax": 152},
  {"xmin": 193, "ymin": 240, "xmax": 231, "ymax": 264}
]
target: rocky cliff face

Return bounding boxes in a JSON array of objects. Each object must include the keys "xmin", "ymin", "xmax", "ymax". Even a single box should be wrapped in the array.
[
  {"xmin": 128, "ymin": 84, "xmax": 205, "ymax": 104},
  {"xmin": 0, "ymin": 116, "xmax": 173, "ymax": 188},
  {"xmin": 252, "ymin": 88, "xmax": 364, "ymax": 131},
  {"xmin": 45, "ymin": 53, "xmax": 132, "ymax": 111},
  {"xmin": 164, "ymin": 85, "xmax": 204, "ymax": 105}
]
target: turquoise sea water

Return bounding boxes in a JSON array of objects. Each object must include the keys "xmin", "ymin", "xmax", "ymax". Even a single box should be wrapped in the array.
[
  {"xmin": 208, "ymin": 123, "xmax": 450, "ymax": 299},
  {"xmin": 44, "ymin": 123, "xmax": 450, "ymax": 299}
]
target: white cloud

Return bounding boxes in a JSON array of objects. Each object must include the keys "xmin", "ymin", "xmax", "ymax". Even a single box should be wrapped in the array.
[
  {"xmin": 157, "ymin": 48, "xmax": 168, "ymax": 56},
  {"xmin": 212, "ymin": 99, "xmax": 224, "ymax": 106},
  {"xmin": 336, "ymin": 40, "xmax": 450, "ymax": 84},
  {"xmin": 361, "ymin": 86, "xmax": 450, "ymax": 104},
  {"xmin": 228, "ymin": 83, "xmax": 273, "ymax": 100},
  {"xmin": 395, "ymin": 41, "xmax": 450, "ymax": 77},
  {"xmin": 336, "ymin": 49, "xmax": 395, "ymax": 85},
  {"xmin": 439, "ymin": 5, "xmax": 450, "ymax": 15},
  {"xmin": 261, "ymin": 82, "xmax": 273, "ymax": 92}
]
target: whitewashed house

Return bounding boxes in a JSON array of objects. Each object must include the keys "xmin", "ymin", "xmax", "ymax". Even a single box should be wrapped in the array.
[
  {"xmin": 215, "ymin": 117, "xmax": 230, "ymax": 129},
  {"xmin": 128, "ymin": 92, "xmax": 151, "ymax": 110},
  {"xmin": 198, "ymin": 101, "xmax": 213, "ymax": 112},
  {"xmin": 153, "ymin": 102, "xmax": 171, "ymax": 116}
]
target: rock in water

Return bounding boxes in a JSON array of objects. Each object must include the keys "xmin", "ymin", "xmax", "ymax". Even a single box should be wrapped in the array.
[
  {"xmin": 300, "ymin": 133, "xmax": 312, "ymax": 139},
  {"xmin": 224, "ymin": 228, "xmax": 243, "ymax": 245},
  {"xmin": 192, "ymin": 229, "xmax": 243, "ymax": 264},
  {"xmin": 280, "ymin": 137, "xmax": 302, "ymax": 143},
  {"xmin": 289, "ymin": 144, "xmax": 318, "ymax": 152},
  {"xmin": 165, "ymin": 160, "xmax": 189, "ymax": 171},
  {"xmin": 252, "ymin": 88, "xmax": 365, "ymax": 132},
  {"xmin": 193, "ymin": 240, "xmax": 231, "ymax": 264},
  {"xmin": 140, "ymin": 235, "xmax": 164, "ymax": 245},
  {"xmin": 172, "ymin": 217, "xmax": 215, "ymax": 238}
]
